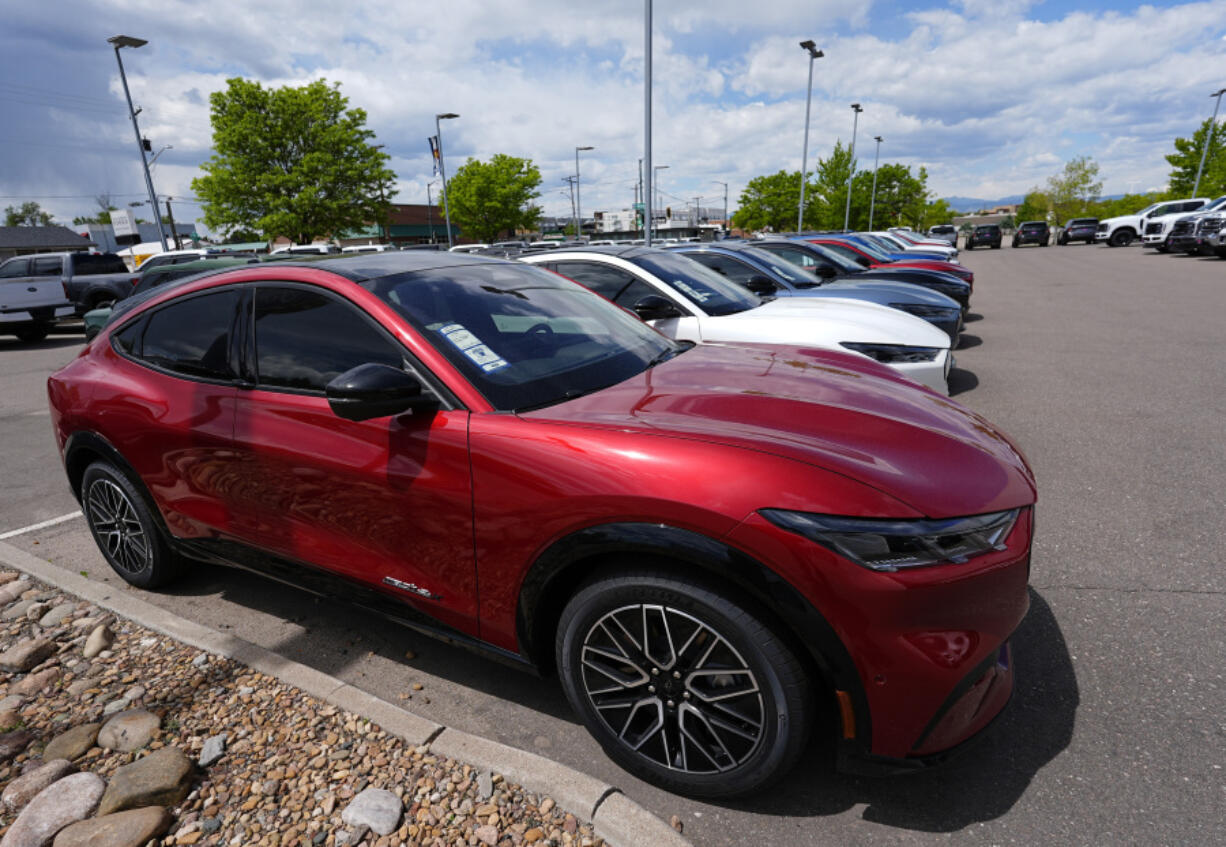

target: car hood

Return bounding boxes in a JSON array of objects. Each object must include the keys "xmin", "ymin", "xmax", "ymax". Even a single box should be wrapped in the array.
[
  {"xmin": 709, "ymin": 297, "xmax": 951, "ymax": 348},
  {"xmin": 816, "ymin": 279, "xmax": 960, "ymax": 307},
  {"xmin": 524, "ymin": 343, "xmax": 1036, "ymax": 518}
]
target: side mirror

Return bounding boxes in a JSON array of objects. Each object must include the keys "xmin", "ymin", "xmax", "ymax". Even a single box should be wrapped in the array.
[
  {"xmin": 325, "ymin": 363, "xmax": 437, "ymax": 422},
  {"xmin": 631, "ymin": 294, "xmax": 683, "ymax": 321},
  {"xmin": 744, "ymin": 275, "xmax": 777, "ymax": 296}
]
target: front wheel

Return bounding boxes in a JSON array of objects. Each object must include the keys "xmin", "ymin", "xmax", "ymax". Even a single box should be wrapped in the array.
[
  {"xmin": 556, "ymin": 570, "xmax": 813, "ymax": 798},
  {"xmin": 1109, "ymin": 230, "xmax": 1134, "ymax": 247},
  {"xmin": 81, "ymin": 462, "xmax": 181, "ymax": 588}
]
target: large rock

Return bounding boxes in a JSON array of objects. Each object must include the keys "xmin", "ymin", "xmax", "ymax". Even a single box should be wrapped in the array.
[
  {"xmin": 0, "ymin": 730, "xmax": 35, "ymax": 763},
  {"xmin": 82, "ymin": 626, "xmax": 113, "ymax": 660},
  {"xmin": 197, "ymin": 733, "xmax": 226, "ymax": 768},
  {"xmin": 42, "ymin": 724, "xmax": 100, "ymax": 762},
  {"xmin": 51, "ymin": 806, "xmax": 172, "ymax": 847},
  {"xmin": 0, "ymin": 572, "xmax": 18, "ymax": 586},
  {"xmin": 0, "ymin": 639, "xmax": 56, "ymax": 673},
  {"xmin": 0, "ymin": 771, "xmax": 104, "ymax": 847},
  {"xmin": 2, "ymin": 600, "xmax": 38, "ymax": 622},
  {"xmin": 12, "ymin": 669, "xmax": 60, "ymax": 697},
  {"xmin": 37, "ymin": 605, "xmax": 76, "ymax": 629},
  {"xmin": 96, "ymin": 747, "xmax": 192, "ymax": 816},
  {"xmin": 0, "ymin": 581, "xmax": 28, "ymax": 606},
  {"xmin": 0, "ymin": 695, "xmax": 24, "ymax": 712},
  {"xmin": 340, "ymin": 788, "xmax": 403, "ymax": 836},
  {"xmin": 97, "ymin": 711, "xmax": 159, "ymax": 753},
  {"xmin": 2, "ymin": 760, "xmax": 76, "ymax": 813}
]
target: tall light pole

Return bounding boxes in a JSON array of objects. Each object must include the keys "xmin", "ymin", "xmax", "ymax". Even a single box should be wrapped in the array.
[
  {"xmin": 575, "ymin": 145, "xmax": 594, "ymax": 240},
  {"xmin": 435, "ymin": 112, "xmax": 459, "ymax": 248},
  {"xmin": 868, "ymin": 136, "xmax": 883, "ymax": 231},
  {"xmin": 108, "ymin": 35, "xmax": 167, "ymax": 252},
  {"xmin": 426, "ymin": 181, "xmax": 437, "ymax": 243},
  {"xmin": 713, "ymin": 180, "xmax": 728, "ymax": 236},
  {"xmin": 644, "ymin": 0, "xmax": 654, "ymax": 246},
  {"xmin": 653, "ymin": 164, "xmax": 669, "ymax": 240},
  {"xmin": 797, "ymin": 40, "xmax": 824, "ymax": 233},
  {"xmin": 1193, "ymin": 88, "xmax": 1226, "ymax": 198},
  {"xmin": 843, "ymin": 103, "xmax": 863, "ymax": 232}
]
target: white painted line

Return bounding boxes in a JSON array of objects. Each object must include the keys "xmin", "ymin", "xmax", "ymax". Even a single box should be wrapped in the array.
[{"xmin": 0, "ymin": 511, "xmax": 83, "ymax": 540}]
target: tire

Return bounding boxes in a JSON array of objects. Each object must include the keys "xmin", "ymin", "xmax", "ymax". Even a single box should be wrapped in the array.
[
  {"xmin": 85, "ymin": 292, "xmax": 115, "ymax": 311},
  {"xmin": 81, "ymin": 461, "xmax": 181, "ymax": 589},
  {"xmin": 1109, "ymin": 229, "xmax": 1134, "ymax": 247},
  {"xmin": 556, "ymin": 569, "xmax": 813, "ymax": 798},
  {"xmin": 992, "ymin": 243, "xmax": 1001, "ymax": 249},
  {"xmin": 1011, "ymin": 241, "xmax": 1019, "ymax": 248},
  {"xmin": 14, "ymin": 324, "xmax": 50, "ymax": 343},
  {"xmin": 1059, "ymin": 236, "xmax": 1068, "ymax": 246},
  {"xmin": 965, "ymin": 243, "xmax": 973, "ymax": 251}
]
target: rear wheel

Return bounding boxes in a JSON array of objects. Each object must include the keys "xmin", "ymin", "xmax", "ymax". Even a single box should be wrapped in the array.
[
  {"xmin": 556, "ymin": 570, "xmax": 813, "ymax": 798},
  {"xmin": 14, "ymin": 324, "xmax": 50, "ymax": 343},
  {"xmin": 1109, "ymin": 229, "xmax": 1134, "ymax": 247},
  {"xmin": 81, "ymin": 462, "xmax": 181, "ymax": 588}
]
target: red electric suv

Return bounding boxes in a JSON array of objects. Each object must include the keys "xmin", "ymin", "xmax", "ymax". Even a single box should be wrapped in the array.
[{"xmin": 47, "ymin": 252, "xmax": 1035, "ymax": 797}]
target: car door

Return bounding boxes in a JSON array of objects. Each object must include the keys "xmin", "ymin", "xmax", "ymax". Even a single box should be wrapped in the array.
[
  {"xmin": 226, "ymin": 282, "xmax": 478, "ymax": 636},
  {"xmin": 548, "ymin": 259, "xmax": 701, "ymax": 340}
]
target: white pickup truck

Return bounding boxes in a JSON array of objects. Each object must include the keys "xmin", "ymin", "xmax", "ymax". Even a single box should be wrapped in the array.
[
  {"xmin": 0, "ymin": 254, "xmax": 75, "ymax": 343},
  {"xmin": 1095, "ymin": 198, "xmax": 1209, "ymax": 247}
]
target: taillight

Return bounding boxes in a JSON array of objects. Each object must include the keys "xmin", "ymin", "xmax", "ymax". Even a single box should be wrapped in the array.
[{"xmin": 62, "ymin": 281, "xmax": 70, "ymax": 299}]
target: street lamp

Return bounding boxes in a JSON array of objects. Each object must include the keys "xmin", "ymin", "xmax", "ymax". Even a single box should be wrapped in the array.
[
  {"xmin": 713, "ymin": 180, "xmax": 728, "ymax": 236},
  {"xmin": 108, "ymin": 34, "xmax": 167, "ymax": 251},
  {"xmin": 797, "ymin": 40, "xmax": 824, "ymax": 233},
  {"xmin": 575, "ymin": 146, "xmax": 594, "ymax": 240},
  {"xmin": 435, "ymin": 112, "xmax": 459, "ymax": 248},
  {"xmin": 644, "ymin": 0, "xmax": 654, "ymax": 246},
  {"xmin": 868, "ymin": 136, "xmax": 883, "ymax": 231},
  {"xmin": 843, "ymin": 103, "xmax": 863, "ymax": 232},
  {"xmin": 148, "ymin": 145, "xmax": 172, "ymax": 167},
  {"xmin": 1192, "ymin": 88, "xmax": 1226, "ymax": 198},
  {"xmin": 653, "ymin": 165, "xmax": 669, "ymax": 240},
  {"xmin": 426, "ymin": 181, "xmax": 438, "ymax": 243}
]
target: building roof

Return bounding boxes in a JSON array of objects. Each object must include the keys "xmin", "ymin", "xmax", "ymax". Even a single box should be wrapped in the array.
[{"xmin": 0, "ymin": 226, "xmax": 95, "ymax": 250}]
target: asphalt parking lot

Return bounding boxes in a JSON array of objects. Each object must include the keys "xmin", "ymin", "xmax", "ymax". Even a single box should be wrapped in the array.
[{"xmin": 1, "ymin": 244, "xmax": 1223, "ymax": 846}]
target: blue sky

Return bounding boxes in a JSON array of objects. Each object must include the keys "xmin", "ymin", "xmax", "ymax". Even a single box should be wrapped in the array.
[{"xmin": 2, "ymin": 0, "xmax": 1225, "ymax": 232}]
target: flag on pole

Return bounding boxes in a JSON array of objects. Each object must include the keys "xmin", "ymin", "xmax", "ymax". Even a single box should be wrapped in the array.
[{"xmin": 428, "ymin": 136, "xmax": 440, "ymax": 175}]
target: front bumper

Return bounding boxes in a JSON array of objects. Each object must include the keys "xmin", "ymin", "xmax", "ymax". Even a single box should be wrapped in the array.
[{"xmin": 1141, "ymin": 234, "xmax": 1169, "ymax": 246}]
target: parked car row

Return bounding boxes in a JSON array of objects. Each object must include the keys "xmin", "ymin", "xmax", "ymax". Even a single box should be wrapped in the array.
[{"xmin": 49, "ymin": 234, "xmax": 1034, "ymax": 799}]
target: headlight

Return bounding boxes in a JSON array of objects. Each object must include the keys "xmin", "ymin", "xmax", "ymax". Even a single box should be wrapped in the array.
[
  {"xmin": 839, "ymin": 342, "xmax": 941, "ymax": 363},
  {"xmin": 760, "ymin": 509, "xmax": 1020, "ymax": 571},
  {"xmin": 891, "ymin": 303, "xmax": 960, "ymax": 321}
]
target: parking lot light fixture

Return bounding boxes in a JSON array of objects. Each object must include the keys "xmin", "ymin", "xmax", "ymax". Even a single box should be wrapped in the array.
[
  {"xmin": 868, "ymin": 136, "xmax": 883, "ymax": 230},
  {"xmin": 843, "ymin": 103, "xmax": 863, "ymax": 232},
  {"xmin": 653, "ymin": 165, "xmax": 669, "ymax": 240},
  {"xmin": 1192, "ymin": 89, "xmax": 1226, "ymax": 199},
  {"xmin": 436, "ymin": 113, "xmax": 460, "ymax": 249},
  {"xmin": 109, "ymin": 34, "xmax": 167, "ymax": 252},
  {"xmin": 798, "ymin": 40, "xmax": 824, "ymax": 233},
  {"xmin": 575, "ymin": 146, "xmax": 594, "ymax": 240}
]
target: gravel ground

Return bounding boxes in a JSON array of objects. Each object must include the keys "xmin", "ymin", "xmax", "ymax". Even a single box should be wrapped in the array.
[{"xmin": 0, "ymin": 570, "xmax": 604, "ymax": 847}]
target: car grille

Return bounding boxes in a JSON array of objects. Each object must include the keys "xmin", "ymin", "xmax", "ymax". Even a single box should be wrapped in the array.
[
  {"xmin": 1171, "ymin": 221, "xmax": 1195, "ymax": 237},
  {"xmin": 1198, "ymin": 218, "xmax": 1224, "ymax": 235},
  {"xmin": 1145, "ymin": 222, "xmax": 1164, "ymax": 235}
]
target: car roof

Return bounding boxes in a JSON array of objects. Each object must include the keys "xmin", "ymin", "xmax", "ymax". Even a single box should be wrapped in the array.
[
  {"xmin": 521, "ymin": 244, "xmax": 661, "ymax": 260},
  {"xmin": 250, "ymin": 249, "xmax": 515, "ymax": 281}
]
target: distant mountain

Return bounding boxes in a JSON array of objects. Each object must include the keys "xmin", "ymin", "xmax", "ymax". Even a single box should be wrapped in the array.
[{"xmin": 942, "ymin": 195, "xmax": 1025, "ymax": 212}]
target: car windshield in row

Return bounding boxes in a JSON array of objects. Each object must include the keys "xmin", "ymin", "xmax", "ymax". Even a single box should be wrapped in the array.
[
  {"xmin": 364, "ymin": 263, "xmax": 678, "ymax": 412},
  {"xmin": 626, "ymin": 251, "xmax": 762, "ymax": 316}
]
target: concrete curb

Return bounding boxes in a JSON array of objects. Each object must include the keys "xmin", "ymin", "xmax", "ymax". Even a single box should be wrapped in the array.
[{"xmin": 0, "ymin": 539, "xmax": 690, "ymax": 847}]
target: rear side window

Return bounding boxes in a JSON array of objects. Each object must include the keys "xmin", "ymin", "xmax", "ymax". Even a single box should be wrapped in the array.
[
  {"xmin": 31, "ymin": 257, "xmax": 63, "ymax": 276},
  {"xmin": 253, "ymin": 286, "xmax": 403, "ymax": 393},
  {"xmin": 74, "ymin": 254, "xmax": 129, "ymax": 275},
  {"xmin": 139, "ymin": 289, "xmax": 239, "ymax": 380},
  {"xmin": 0, "ymin": 259, "xmax": 30, "ymax": 278}
]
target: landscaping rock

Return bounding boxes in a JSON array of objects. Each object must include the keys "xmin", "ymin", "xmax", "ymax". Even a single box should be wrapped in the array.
[
  {"xmin": 11, "ymin": 668, "xmax": 59, "ymax": 697},
  {"xmin": 97, "ymin": 710, "xmax": 159, "ymax": 753},
  {"xmin": 50, "ymin": 806, "xmax": 172, "ymax": 847},
  {"xmin": 0, "ymin": 771, "xmax": 104, "ymax": 847},
  {"xmin": 0, "ymin": 572, "xmax": 18, "ymax": 586},
  {"xmin": 2, "ymin": 759, "xmax": 75, "ymax": 812},
  {"xmin": 37, "ymin": 605, "xmax": 76, "ymax": 629},
  {"xmin": 82, "ymin": 626, "xmax": 113, "ymax": 660},
  {"xmin": 97, "ymin": 746, "xmax": 192, "ymax": 816},
  {"xmin": 340, "ymin": 787, "xmax": 403, "ymax": 836},
  {"xmin": 0, "ymin": 695, "xmax": 24, "ymax": 712},
  {"xmin": 0, "ymin": 582, "xmax": 28, "ymax": 606},
  {"xmin": 197, "ymin": 733, "xmax": 225, "ymax": 768},
  {"xmin": 0, "ymin": 639, "xmax": 56, "ymax": 673},
  {"xmin": 0, "ymin": 730, "xmax": 35, "ymax": 763},
  {"xmin": 2, "ymin": 600, "xmax": 38, "ymax": 622},
  {"xmin": 42, "ymin": 724, "xmax": 100, "ymax": 762}
]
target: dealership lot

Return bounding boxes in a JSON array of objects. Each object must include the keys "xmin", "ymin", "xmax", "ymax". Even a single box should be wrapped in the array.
[{"xmin": 1, "ymin": 245, "xmax": 1223, "ymax": 845}]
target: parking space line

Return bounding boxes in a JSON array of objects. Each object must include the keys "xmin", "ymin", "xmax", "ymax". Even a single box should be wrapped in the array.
[{"xmin": 0, "ymin": 511, "xmax": 83, "ymax": 540}]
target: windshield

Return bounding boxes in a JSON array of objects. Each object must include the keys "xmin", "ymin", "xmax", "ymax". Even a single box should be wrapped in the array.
[
  {"xmin": 627, "ymin": 251, "xmax": 761, "ymax": 316},
  {"xmin": 365, "ymin": 262, "xmax": 678, "ymax": 411},
  {"xmin": 1202, "ymin": 196, "xmax": 1226, "ymax": 212},
  {"xmin": 873, "ymin": 234, "xmax": 908, "ymax": 250}
]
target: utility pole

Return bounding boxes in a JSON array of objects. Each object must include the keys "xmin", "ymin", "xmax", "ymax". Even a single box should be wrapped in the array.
[
  {"xmin": 644, "ymin": 0, "xmax": 653, "ymax": 247},
  {"xmin": 713, "ymin": 181, "xmax": 728, "ymax": 236},
  {"xmin": 564, "ymin": 176, "xmax": 577, "ymax": 237},
  {"xmin": 435, "ymin": 113, "xmax": 459, "ymax": 248},
  {"xmin": 868, "ymin": 136, "xmax": 883, "ymax": 231},
  {"xmin": 426, "ymin": 181, "xmax": 436, "ymax": 243},
  {"xmin": 164, "ymin": 198, "xmax": 180, "ymax": 249},
  {"xmin": 108, "ymin": 35, "xmax": 168, "ymax": 252},
  {"xmin": 798, "ymin": 41, "xmax": 824, "ymax": 233},
  {"xmin": 1193, "ymin": 88, "xmax": 1226, "ymax": 198},
  {"xmin": 843, "ymin": 103, "xmax": 863, "ymax": 232}
]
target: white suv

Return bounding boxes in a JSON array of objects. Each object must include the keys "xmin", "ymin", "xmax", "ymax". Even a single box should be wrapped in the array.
[
  {"xmin": 1096, "ymin": 199, "xmax": 1208, "ymax": 247},
  {"xmin": 1140, "ymin": 199, "xmax": 1211, "ymax": 251}
]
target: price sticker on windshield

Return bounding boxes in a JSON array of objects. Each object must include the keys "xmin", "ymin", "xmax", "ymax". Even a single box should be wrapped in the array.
[{"xmin": 438, "ymin": 323, "xmax": 508, "ymax": 372}]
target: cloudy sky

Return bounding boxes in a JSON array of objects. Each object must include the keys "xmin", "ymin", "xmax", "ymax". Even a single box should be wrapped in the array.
[{"xmin": 2, "ymin": 0, "xmax": 1224, "ymax": 232}]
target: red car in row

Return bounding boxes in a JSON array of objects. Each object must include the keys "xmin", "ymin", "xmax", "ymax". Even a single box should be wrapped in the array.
[
  {"xmin": 805, "ymin": 236, "xmax": 974, "ymax": 290},
  {"xmin": 48, "ymin": 252, "xmax": 1034, "ymax": 797}
]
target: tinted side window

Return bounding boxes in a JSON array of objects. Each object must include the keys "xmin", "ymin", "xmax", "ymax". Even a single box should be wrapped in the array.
[
  {"xmin": 74, "ymin": 254, "xmax": 129, "ymax": 275},
  {"xmin": 254, "ymin": 287, "xmax": 403, "ymax": 392},
  {"xmin": 140, "ymin": 289, "xmax": 239, "ymax": 380},
  {"xmin": 552, "ymin": 262, "xmax": 638, "ymax": 300},
  {"xmin": 0, "ymin": 259, "xmax": 30, "ymax": 278},
  {"xmin": 31, "ymin": 257, "xmax": 63, "ymax": 276},
  {"xmin": 759, "ymin": 245, "xmax": 822, "ymax": 269},
  {"xmin": 687, "ymin": 253, "xmax": 760, "ymax": 285}
]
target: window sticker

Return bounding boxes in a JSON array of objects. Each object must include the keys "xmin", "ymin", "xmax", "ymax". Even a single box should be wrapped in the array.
[
  {"xmin": 673, "ymin": 280, "xmax": 711, "ymax": 303},
  {"xmin": 437, "ymin": 323, "xmax": 509, "ymax": 372}
]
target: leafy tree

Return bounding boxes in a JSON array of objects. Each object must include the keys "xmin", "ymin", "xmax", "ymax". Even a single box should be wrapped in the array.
[
  {"xmin": 920, "ymin": 198, "xmax": 957, "ymax": 230},
  {"xmin": 1166, "ymin": 118, "xmax": 1226, "ymax": 197},
  {"xmin": 810, "ymin": 141, "xmax": 856, "ymax": 229},
  {"xmin": 731, "ymin": 170, "xmax": 803, "ymax": 232},
  {"xmin": 192, "ymin": 78, "xmax": 396, "ymax": 244},
  {"xmin": 1046, "ymin": 156, "xmax": 1103, "ymax": 223},
  {"xmin": 445, "ymin": 154, "xmax": 542, "ymax": 242},
  {"xmin": 1015, "ymin": 190, "xmax": 1050, "ymax": 223},
  {"xmin": 4, "ymin": 201, "xmax": 54, "ymax": 227},
  {"xmin": 73, "ymin": 194, "xmax": 119, "ymax": 225},
  {"xmin": 1085, "ymin": 191, "xmax": 1164, "ymax": 220}
]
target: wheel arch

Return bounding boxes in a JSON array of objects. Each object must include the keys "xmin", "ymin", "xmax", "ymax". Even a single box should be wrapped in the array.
[{"xmin": 64, "ymin": 431, "xmax": 142, "ymax": 502}]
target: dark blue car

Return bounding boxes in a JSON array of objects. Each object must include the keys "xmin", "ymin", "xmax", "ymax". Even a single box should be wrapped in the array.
[{"xmin": 669, "ymin": 242, "xmax": 962, "ymax": 340}]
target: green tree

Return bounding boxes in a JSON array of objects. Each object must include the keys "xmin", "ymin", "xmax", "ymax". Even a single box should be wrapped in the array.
[
  {"xmin": 445, "ymin": 154, "xmax": 542, "ymax": 242},
  {"xmin": 73, "ymin": 194, "xmax": 118, "ymax": 225},
  {"xmin": 4, "ymin": 201, "xmax": 54, "ymax": 227},
  {"xmin": 921, "ymin": 197, "xmax": 958, "ymax": 230},
  {"xmin": 1046, "ymin": 156, "xmax": 1103, "ymax": 223},
  {"xmin": 1166, "ymin": 118, "xmax": 1226, "ymax": 197},
  {"xmin": 192, "ymin": 78, "xmax": 395, "ymax": 244},
  {"xmin": 1015, "ymin": 190, "xmax": 1050, "ymax": 223},
  {"xmin": 810, "ymin": 141, "xmax": 856, "ymax": 229},
  {"xmin": 731, "ymin": 170, "xmax": 802, "ymax": 232}
]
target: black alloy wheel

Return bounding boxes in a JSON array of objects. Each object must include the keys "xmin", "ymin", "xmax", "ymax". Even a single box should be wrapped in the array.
[
  {"xmin": 82, "ymin": 462, "xmax": 180, "ymax": 588},
  {"xmin": 1110, "ymin": 230, "xmax": 1134, "ymax": 247},
  {"xmin": 557, "ymin": 570, "xmax": 812, "ymax": 798}
]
